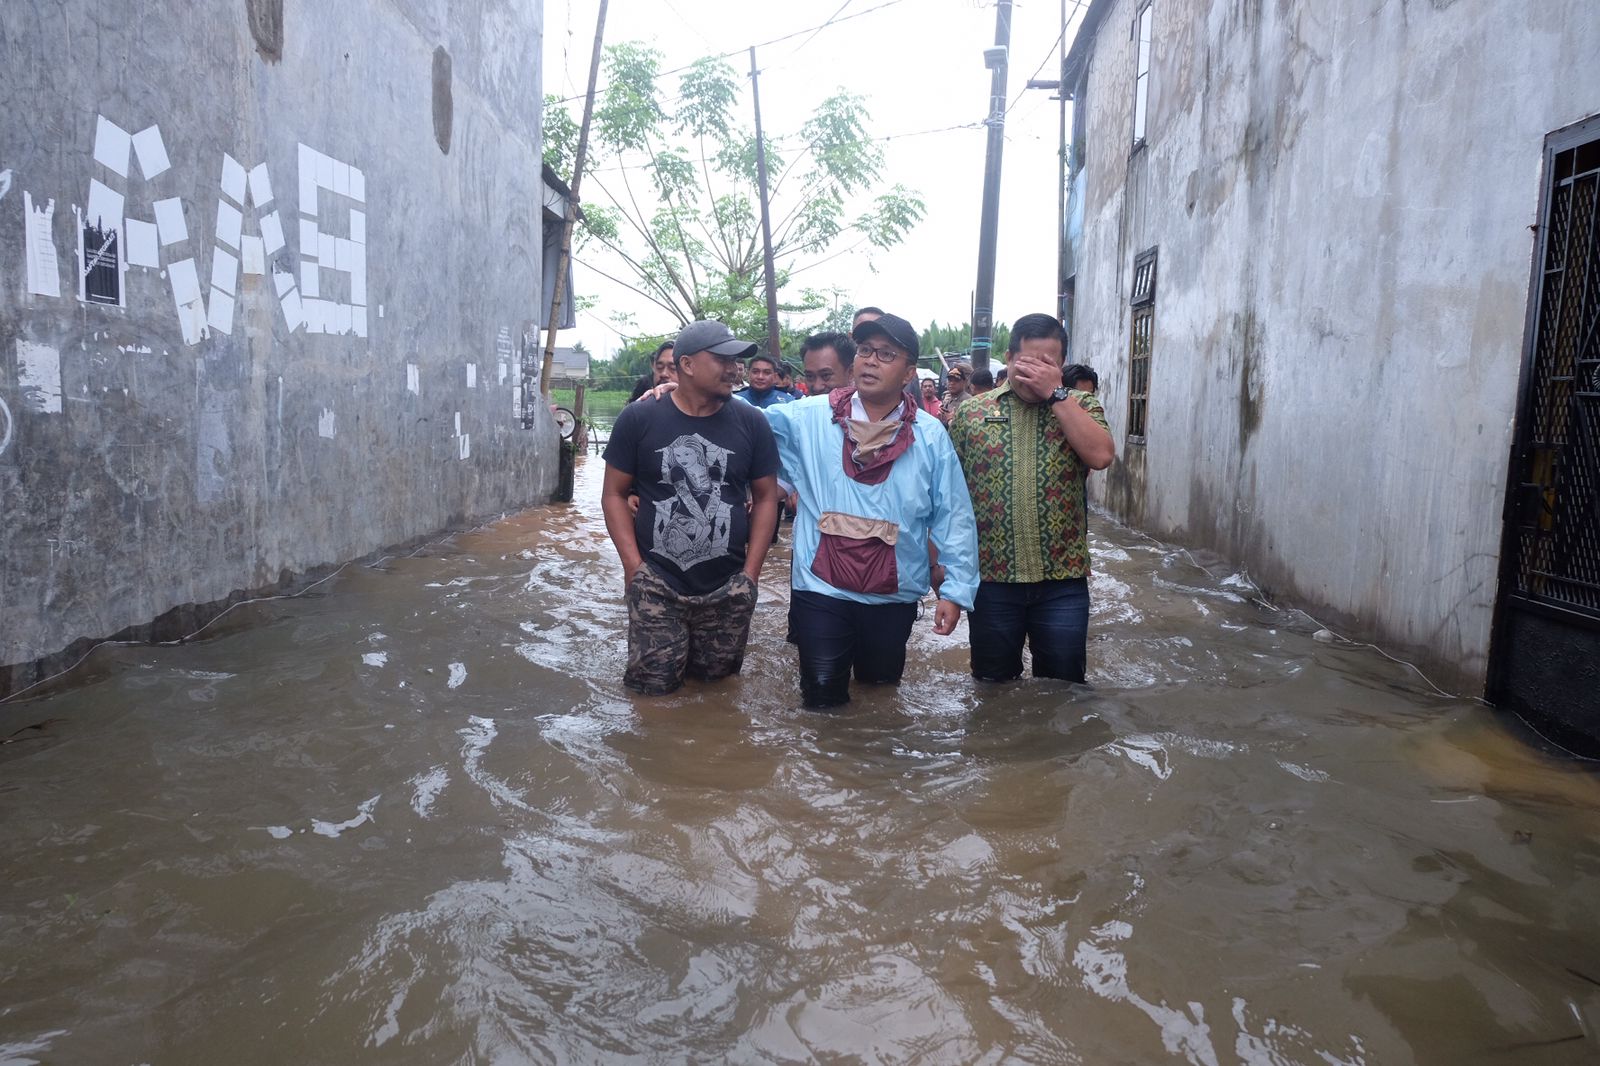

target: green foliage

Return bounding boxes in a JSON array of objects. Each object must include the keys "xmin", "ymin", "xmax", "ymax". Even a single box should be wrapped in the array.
[
  {"xmin": 919, "ymin": 321, "xmax": 1010, "ymax": 364},
  {"xmin": 543, "ymin": 42, "xmax": 926, "ymax": 343}
]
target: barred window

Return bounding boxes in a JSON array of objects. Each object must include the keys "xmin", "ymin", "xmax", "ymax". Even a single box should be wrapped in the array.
[{"xmin": 1128, "ymin": 247, "xmax": 1157, "ymax": 443}]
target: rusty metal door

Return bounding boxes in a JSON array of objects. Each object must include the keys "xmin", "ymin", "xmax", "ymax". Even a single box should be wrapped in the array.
[{"xmin": 1490, "ymin": 118, "xmax": 1600, "ymax": 754}]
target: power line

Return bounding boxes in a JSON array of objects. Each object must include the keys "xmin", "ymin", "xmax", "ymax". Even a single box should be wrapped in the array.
[
  {"xmin": 548, "ymin": 0, "xmax": 909, "ymax": 105},
  {"xmin": 785, "ymin": 0, "xmax": 855, "ymax": 59},
  {"xmin": 1000, "ymin": 0, "xmax": 1088, "ymax": 117}
]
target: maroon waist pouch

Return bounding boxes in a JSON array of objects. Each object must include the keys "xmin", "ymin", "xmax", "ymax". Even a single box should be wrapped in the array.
[{"xmin": 810, "ymin": 511, "xmax": 900, "ymax": 596}]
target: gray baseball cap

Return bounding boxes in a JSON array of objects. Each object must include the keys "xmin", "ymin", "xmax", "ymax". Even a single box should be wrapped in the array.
[{"xmin": 674, "ymin": 320, "xmax": 758, "ymax": 360}]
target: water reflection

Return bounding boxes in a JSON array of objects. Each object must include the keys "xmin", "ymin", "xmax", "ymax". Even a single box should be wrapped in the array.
[{"xmin": 1, "ymin": 456, "xmax": 1597, "ymax": 1064}]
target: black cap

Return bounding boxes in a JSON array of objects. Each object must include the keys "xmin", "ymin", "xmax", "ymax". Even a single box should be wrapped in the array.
[
  {"xmin": 851, "ymin": 313, "xmax": 919, "ymax": 361},
  {"xmin": 675, "ymin": 319, "xmax": 758, "ymax": 360}
]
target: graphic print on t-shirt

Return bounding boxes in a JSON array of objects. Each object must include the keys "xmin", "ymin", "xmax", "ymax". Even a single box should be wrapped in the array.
[{"xmin": 650, "ymin": 434, "xmax": 735, "ymax": 571}]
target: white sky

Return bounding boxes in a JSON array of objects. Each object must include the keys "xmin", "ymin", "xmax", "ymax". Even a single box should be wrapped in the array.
[{"xmin": 543, "ymin": 0, "xmax": 1085, "ymax": 358}]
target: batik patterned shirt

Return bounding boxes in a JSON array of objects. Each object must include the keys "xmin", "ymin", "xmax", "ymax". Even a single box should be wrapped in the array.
[{"xmin": 948, "ymin": 383, "xmax": 1109, "ymax": 583}]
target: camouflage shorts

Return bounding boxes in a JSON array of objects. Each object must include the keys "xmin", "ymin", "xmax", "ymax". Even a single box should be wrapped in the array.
[{"xmin": 624, "ymin": 566, "xmax": 758, "ymax": 695}]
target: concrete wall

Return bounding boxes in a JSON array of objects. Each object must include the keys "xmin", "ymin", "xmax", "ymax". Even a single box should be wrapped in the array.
[
  {"xmin": 1067, "ymin": 0, "xmax": 1600, "ymax": 692},
  {"xmin": 0, "ymin": 0, "xmax": 558, "ymax": 696}
]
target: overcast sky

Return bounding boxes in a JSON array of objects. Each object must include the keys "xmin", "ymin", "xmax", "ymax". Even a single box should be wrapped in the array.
[{"xmin": 543, "ymin": 0, "xmax": 1085, "ymax": 357}]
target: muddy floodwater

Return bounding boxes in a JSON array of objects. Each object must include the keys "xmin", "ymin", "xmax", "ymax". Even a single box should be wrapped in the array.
[{"xmin": 3, "ymin": 456, "xmax": 1599, "ymax": 1065}]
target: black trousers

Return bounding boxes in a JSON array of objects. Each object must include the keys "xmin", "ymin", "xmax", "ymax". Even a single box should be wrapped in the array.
[{"xmin": 789, "ymin": 590, "xmax": 918, "ymax": 709}]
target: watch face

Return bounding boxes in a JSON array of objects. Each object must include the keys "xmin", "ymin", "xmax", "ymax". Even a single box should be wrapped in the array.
[{"xmin": 1050, "ymin": 387, "xmax": 1071, "ymax": 403}]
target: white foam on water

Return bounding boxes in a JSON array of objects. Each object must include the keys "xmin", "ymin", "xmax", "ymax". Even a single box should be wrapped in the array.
[
  {"xmin": 1073, "ymin": 925, "xmax": 1221, "ymax": 1066},
  {"xmin": 311, "ymin": 795, "xmax": 380, "ymax": 838},
  {"xmin": 1277, "ymin": 760, "xmax": 1330, "ymax": 783},
  {"xmin": 447, "ymin": 662, "xmax": 467, "ymax": 688},
  {"xmin": 361, "ymin": 652, "xmax": 388, "ymax": 667},
  {"xmin": 410, "ymin": 766, "xmax": 449, "ymax": 818}
]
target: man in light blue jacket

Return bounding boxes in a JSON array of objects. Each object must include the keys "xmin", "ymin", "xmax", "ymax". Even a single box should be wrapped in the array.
[{"xmin": 765, "ymin": 313, "xmax": 979, "ymax": 709}]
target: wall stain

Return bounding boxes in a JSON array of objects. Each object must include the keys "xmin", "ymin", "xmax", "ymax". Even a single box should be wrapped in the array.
[
  {"xmin": 433, "ymin": 46, "xmax": 453, "ymax": 155},
  {"xmin": 246, "ymin": 0, "xmax": 282, "ymax": 62},
  {"xmin": 1237, "ymin": 310, "xmax": 1265, "ymax": 452}
]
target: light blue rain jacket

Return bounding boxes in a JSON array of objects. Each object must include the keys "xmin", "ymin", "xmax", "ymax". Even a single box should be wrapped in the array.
[{"xmin": 764, "ymin": 394, "xmax": 980, "ymax": 610}]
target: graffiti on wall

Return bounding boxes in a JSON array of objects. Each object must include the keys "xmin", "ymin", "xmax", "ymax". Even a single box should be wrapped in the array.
[{"xmin": 15, "ymin": 114, "xmax": 369, "ymax": 345}]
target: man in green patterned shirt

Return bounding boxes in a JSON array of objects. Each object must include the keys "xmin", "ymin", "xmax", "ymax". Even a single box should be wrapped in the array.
[{"xmin": 948, "ymin": 313, "xmax": 1115, "ymax": 683}]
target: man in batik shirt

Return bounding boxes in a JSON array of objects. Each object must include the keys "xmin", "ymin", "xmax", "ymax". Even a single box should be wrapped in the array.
[{"xmin": 948, "ymin": 313, "xmax": 1115, "ymax": 683}]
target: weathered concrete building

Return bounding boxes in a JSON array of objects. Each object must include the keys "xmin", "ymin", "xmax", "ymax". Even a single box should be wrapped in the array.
[
  {"xmin": 1062, "ymin": 0, "xmax": 1600, "ymax": 746},
  {"xmin": 1, "ymin": 2, "xmax": 559, "ymax": 697}
]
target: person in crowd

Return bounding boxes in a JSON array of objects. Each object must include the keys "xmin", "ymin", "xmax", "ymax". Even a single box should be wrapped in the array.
[
  {"xmin": 994, "ymin": 366, "xmax": 1008, "ymax": 386},
  {"xmin": 778, "ymin": 362, "xmax": 803, "ymax": 399},
  {"xmin": 942, "ymin": 362, "xmax": 974, "ymax": 415},
  {"xmin": 734, "ymin": 352, "xmax": 795, "ymax": 409},
  {"xmin": 854, "ymin": 306, "xmax": 925, "ymax": 413},
  {"xmin": 919, "ymin": 375, "xmax": 944, "ymax": 419},
  {"xmin": 1062, "ymin": 363, "xmax": 1099, "ymax": 394},
  {"xmin": 968, "ymin": 367, "xmax": 994, "ymax": 396},
  {"xmin": 765, "ymin": 312, "xmax": 978, "ymax": 709},
  {"xmin": 601, "ymin": 321, "xmax": 780, "ymax": 696},
  {"xmin": 948, "ymin": 313, "xmax": 1115, "ymax": 685},
  {"xmin": 800, "ymin": 331, "xmax": 855, "ymax": 395},
  {"xmin": 627, "ymin": 341, "xmax": 676, "ymax": 403}
]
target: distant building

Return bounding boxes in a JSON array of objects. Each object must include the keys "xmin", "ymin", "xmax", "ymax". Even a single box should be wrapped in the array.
[
  {"xmin": 1062, "ymin": 0, "xmax": 1600, "ymax": 748},
  {"xmin": 548, "ymin": 346, "xmax": 590, "ymax": 385}
]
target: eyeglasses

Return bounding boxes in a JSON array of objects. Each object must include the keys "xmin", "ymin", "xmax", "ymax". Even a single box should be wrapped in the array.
[{"xmin": 855, "ymin": 344, "xmax": 906, "ymax": 364}]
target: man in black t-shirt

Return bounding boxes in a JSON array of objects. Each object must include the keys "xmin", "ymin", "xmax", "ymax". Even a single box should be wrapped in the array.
[{"xmin": 601, "ymin": 320, "xmax": 781, "ymax": 695}]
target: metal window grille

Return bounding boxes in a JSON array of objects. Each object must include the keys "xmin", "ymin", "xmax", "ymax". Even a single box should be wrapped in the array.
[
  {"xmin": 1128, "ymin": 305, "xmax": 1152, "ymax": 442},
  {"xmin": 1131, "ymin": 247, "xmax": 1158, "ymax": 307},
  {"xmin": 1509, "ymin": 134, "xmax": 1600, "ymax": 615}
]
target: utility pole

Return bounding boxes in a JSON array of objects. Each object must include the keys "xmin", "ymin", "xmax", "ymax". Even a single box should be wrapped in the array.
[
  {"xmin": 541, "ymin": 0, "xmax": 608, "ymax": 397},
  {"xmin": 749, "ymin": 47, "xmax": 782, "ymax": 361},
  {"xmin": 971, "ymin": 0, "xmax": 1013, "ymax": 374}
]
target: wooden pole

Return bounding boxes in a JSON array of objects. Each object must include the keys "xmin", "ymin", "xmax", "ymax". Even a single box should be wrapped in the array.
[
  {"xmin": 541, "ymin": 0, "xmax": 609, "ymax": 396},
  {"xmin": 749, "ymin": 47, "xmax": 782, "ymax": 360}
]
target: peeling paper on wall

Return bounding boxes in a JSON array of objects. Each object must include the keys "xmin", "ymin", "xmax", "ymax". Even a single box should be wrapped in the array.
[
  {"xmin": 15, "ymin": 341, "xmax": 63, "ymax": 414},
  {"xmin": 153, "ymin": 197, "xmax": 187, "ymax": 245},
  {"xmin": 131, "ymin": 125, "xmax": 170, "ymax": 179},
  {"xmin": 248, "ymin": 162, "xmax": 273, "ymax": 207},
  {"xmin": 220, "ymin": 153, "xmax": 247, "ymax": 204},
  {"xmin": 92, "ymin": 115, "xmax": 131, "ymax": 178},
  {"xmin": 124, "ymin": 218, "xmax": 159, "ymax": 268},
  {"xmin": 24, "ymin": 192, "xmax": 61, "ymax": 297},
  {"xmin": 318, "ymin": 408, "xmax": 336, "ymax": 438},
  {"xmin": 168, "ymin": 258, "xmax": 207, "ymax": 345},
  {"xmin": 406, "ymin": 364, "xmax": 419, "ymax": 395}
]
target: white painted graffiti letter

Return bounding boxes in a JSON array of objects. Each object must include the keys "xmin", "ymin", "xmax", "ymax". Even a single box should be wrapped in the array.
[{"xmin": 297, "ymin": 143, "xmax": 368, "ymax": 338}]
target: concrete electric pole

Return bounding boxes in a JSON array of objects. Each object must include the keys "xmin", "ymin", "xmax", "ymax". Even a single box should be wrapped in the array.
[
  {"xmin": 749, "ymin": 47, "xmax": 783, "ymax": 362},
  {"xmin": 970, "ymin": 0, "xmax": 1013, "ymax": 374}
]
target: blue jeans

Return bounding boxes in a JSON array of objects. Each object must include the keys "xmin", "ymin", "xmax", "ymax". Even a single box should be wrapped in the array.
[
  {"xmin": 968, "ymin": 578, "xmax": 1090, "ymax": 682},
  {"xmin": 789, "ymin": 590, "xmax": 918, "ymax": 709}
]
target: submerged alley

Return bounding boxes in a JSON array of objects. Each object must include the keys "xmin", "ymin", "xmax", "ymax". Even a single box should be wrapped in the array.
[{"xmin": 2, "ymin": 458, "xmax": 1597, "ymax": 1063}]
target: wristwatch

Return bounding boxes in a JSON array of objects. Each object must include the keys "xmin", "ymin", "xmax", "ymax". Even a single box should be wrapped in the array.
[{"xmin": 1048, "ymin": 386, "xmax": 1073, "ymax": 405}]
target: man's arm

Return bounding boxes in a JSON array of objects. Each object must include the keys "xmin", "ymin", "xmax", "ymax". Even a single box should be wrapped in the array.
[
  {"xmin": 1051, "ymin": 392, "xmax": 1115, "ymax": 470},
  {"xmin": 600, "ymin": 464, "xmax": 645, "ymax": 582},
  {"xmin": 926, "ymin": 431, "xmax": 981, "ymax": 634},
  {"xmin": 743, "ymin": 475, "xmax": 780, "ymax": 582}
]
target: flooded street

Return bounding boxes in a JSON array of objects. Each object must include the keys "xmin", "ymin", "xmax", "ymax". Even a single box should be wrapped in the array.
[{"xmin": 3, "ymin": 455, "xmax": 1599, "ymax": 1065}]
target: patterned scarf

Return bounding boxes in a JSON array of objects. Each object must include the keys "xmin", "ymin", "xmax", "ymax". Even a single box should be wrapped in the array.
[{"xmin": 829, "ymin": 387, "xmax": 916, "ymax": 485}]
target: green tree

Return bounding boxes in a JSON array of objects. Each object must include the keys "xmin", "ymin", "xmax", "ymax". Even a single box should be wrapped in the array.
[
  {"xmin": 544, "ymin": 45, "xmax": 925, "ymax": 340},
  {"xmin": 919, "ymin": 321, "xmax": 1009, "ymax": 363}
]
